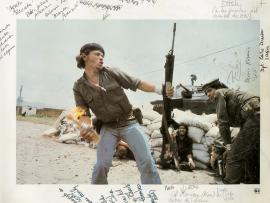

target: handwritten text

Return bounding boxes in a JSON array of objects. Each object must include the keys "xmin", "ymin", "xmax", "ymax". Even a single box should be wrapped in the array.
[
  {"xmin": 0, "ymin": 24, "xmax": 15, "ymax": 61},
  {"xmin": 59, "ymin": 184, "xmax": 158, "ymax": 203}
]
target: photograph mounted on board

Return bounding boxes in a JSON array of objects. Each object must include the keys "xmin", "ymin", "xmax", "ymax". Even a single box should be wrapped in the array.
[{"xmin": 16, "ymin": 20, "xmax": 260, "ymax": 184}]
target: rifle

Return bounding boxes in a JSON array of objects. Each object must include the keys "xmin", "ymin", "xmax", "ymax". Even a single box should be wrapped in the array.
[{"xmin": 160, "ymin": 23, "xmax": 181, "ymax": 171}]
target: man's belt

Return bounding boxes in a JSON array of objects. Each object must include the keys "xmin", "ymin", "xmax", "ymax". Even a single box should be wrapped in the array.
[
  {"xmin": 241, "ymin": 97, "xmax": 260, "ymax": 119},
  {"xmin": 104, "ymin": 117, "xmax": 137, "ymax": 129},
  {"xmin": 241, "ymin": 97, "xmax": 260, "ymax": 112}
]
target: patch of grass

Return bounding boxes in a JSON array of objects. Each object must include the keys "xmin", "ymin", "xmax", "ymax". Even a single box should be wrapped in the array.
[{"xmin": 16, "ymin": 115, "xmax": 57, "ymax": 125}]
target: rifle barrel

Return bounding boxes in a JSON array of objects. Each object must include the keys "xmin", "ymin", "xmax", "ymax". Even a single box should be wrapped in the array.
[
  {"xmin": 171, "ymin": 23, "xmax": 176, "ymax": 54},
  {"xmin": 180, "ymin": 83, "xmax": 191, "ymax": 93}
]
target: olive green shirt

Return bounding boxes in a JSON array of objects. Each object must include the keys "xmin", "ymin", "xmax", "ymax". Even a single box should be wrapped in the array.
[
  {"xmin": 73, "ymin": 67, "xmax": 141, "ymax": 123},
  {"xmin": 214, "ymin": 88, "xmax": 259, "ymax": 145}
]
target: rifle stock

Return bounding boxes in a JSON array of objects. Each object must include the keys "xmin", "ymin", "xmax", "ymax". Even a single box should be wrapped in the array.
[{"xmin": 160, "ymin": 23, "xmax": 181, "ymax": 171}]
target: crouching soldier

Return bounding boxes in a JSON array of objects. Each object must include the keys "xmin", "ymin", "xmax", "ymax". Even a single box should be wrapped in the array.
[
  {"xmin": 202, "ymin": 79, "xmax": 260, "ymax": 184},
  {"xmin": 161, "ymin": 122, "xmax": 196, "ymax": 171},
  {"xmin": 114, "ymin": 140, "xmax": 135, "ymax": 160}
]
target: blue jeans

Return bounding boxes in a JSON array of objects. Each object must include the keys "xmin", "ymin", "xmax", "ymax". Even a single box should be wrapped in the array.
[{"xmin": 91, "ymin": 123, "xmax": 161, "ymax": 184}]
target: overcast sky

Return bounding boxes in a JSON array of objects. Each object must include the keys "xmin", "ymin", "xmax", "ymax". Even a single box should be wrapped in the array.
[{"xmin": 17, "ymin": 20, "xmax": 259, "ymax": 109}]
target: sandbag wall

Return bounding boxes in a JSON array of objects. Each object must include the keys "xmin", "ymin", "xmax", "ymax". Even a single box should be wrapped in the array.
[{"xmin": 140, "ymin": 108, "xmax": 239, "ymax": 169}]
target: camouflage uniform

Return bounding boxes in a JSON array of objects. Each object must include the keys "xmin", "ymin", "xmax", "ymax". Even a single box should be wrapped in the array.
[{"xmin": 214, "ymin": 88, "xmax": 260, "ymax": 184}]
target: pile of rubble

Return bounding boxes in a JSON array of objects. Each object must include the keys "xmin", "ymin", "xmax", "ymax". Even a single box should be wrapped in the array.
[{"xmin": 42, "ymin": 111, "xmax": 96, "ymax": 148}]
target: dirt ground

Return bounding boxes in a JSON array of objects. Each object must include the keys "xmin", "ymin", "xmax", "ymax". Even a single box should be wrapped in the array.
[{"xmin": 16, "ymin": 120, "xmax": 219, "ymax": 184}]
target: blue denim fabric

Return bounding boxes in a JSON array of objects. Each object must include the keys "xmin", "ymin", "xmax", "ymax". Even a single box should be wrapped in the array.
[{"xmin": 91, "ymin": 123, "xmax": 161, "ymax": 184}]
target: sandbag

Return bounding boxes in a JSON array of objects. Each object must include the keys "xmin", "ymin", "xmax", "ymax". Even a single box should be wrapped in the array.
[
  {"xmin": 140, "ymin": 125, "xmax": 152, "ymax": 136},
  {"xmin": 141, "ymin": 110, "xmax": 160, "ymax": 121},
  {"xmin": 147, "ymin": 122, "xmax": 162, "ymax": 132},
  {"xmin": 151, "ymin": 130, "xmax": 162, "ymax": 139},
  {"xmin": 192, "ymin": 149, "xmax": 210, "ymax": 164},
  {"xmin": 206, "ymin": 127, "xmax": 240, "ymax": 144},
  {"xmin": 212, "ymin": 127, "xmax": 239, "ymax": 146},
  {"xmin": 142, "ymin": 118, "xmax": 151, "ymax": 126},
  {"xmin": 151, "ymin": 116, "xmax": 162, "ymax": 124},
  {"xmin": 143, "ymin": 133, "xmax": 151, "ymax": 142},
  {"xmin": 201, "ymin": 113, "xmax": 217, "ymax": 124},
  {"xmin": 194, "ymin": 160, "xmax": 208, "ymax": 169},
  {"xmin": 150, "ymin": 137, "xmax": 163, "ymax": 148},
  {"xmin": 151, "ymin": 147, "xmax": 162, "ymax": 153},
  {"xmin": 201, "ymin": 136, "xmax": 215, "ymax": 148},
  {"xmin": 173, "ymin": 109, "xmax": 213, "ymax": 131},
  {"xmin": 205, "ymin": 126, "xmax": 220, "ymax": 138},
  {"xmin": 188, "ymin": 126, "xmax": 205, "ymax": 143},
  {"xmin": 192, "ymin": 143, "xmax": 208, "ymax": 152}
]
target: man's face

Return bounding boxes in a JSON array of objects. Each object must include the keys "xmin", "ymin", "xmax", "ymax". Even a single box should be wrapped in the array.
[
  {"xmin": 178, "ymin": 126, "xmax": 187, "ymax": 136},
  {"xmin": 83, "ymin": 50, "xmax": 104, "ymax": 70},
  {"xmin": 205, "ymin": 88, "xmax": 216, "ymax": 101}
]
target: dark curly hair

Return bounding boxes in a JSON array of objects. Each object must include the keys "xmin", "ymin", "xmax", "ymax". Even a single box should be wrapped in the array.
[
  {"xmin": 76, "ymin": 43, "xmax": 105, "ymax": 69},
  {"xmin": 170, "ymin": 120, "xmax": 189, "ymax": 134},
  {"xmin": 178, "ymin": 122, "xmax": 189, "ymax": 134}
]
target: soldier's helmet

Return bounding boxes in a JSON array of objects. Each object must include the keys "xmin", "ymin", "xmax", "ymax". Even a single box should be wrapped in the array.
[{"xmin": 202, "ymin": 78, "xmax": 228, "ymax": 93}]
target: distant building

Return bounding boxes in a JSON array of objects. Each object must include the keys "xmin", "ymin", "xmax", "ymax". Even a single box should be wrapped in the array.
[{"xmin": 21, "ymin": 106, "xmax": 37, "ymax": 116}]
